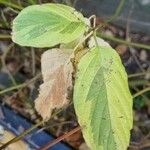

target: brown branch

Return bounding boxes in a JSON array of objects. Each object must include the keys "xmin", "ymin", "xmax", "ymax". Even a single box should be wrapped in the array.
[{"xmin": 38, "ymin": 126, "xmax": 81, "ymax": 150}]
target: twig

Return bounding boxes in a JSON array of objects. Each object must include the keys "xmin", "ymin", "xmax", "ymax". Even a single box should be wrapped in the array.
[
  {"xmin": 0, "ymin": 0, "xmax": 23, "ymax": 10},
  {"xmin": 1, "ymin": 10, "xmax": 9, "ymax": 28},
  {"xmin": 0, "ymin": 73, "xmax": 41, "ymax": 95},
  {"xmin": 31, "ymin": 48, "xmax": 36, "ymax": 76},
  {"xmin": 38, "ymin": 126, "xmax": 81, "ymax": 150},
  {"xmin": 28, "ymin": 0, "xmax": 37, "ymax": 5},
  {"xmin": 0, "ymin": 83, "xmax": 26, "ymax": 95},
  {"xmin": 1, "ymin": 43, "xmax": 17, "ymax": 86},
  {"xmin": 107, "ymin": 0, "xmax": 126, "ymax": 23},
  {"xmin": 0, "ymin": 120, "xmax": 44, "ymax": 150},
  {"xmin": 36, "ymin": 121, "xmax": 73, "ymax": 134},
  {"xmin": 95, "ymin": 0, "xmax": 126, "ymax": 30},
  {"xmin": 98, "ymin": 33, "xmax": 150, "ymax": 50},
  {"xmin": 129, "ymin": 80, "xmax": 150, "ymax": 87},
  {"xmin": 132, "ymin": 86, "xmax": 150, "ymax": 107},
  {"xmin": 0, "ymin": 34, "xmax": 11, "ymax": 39},
  {"xmin": 133, "ymin": 87, "xmax": 150, "ymax": 98},
  {"xmin": 128, "ymin": 72, "xmax": 149, "ymax": 78}
]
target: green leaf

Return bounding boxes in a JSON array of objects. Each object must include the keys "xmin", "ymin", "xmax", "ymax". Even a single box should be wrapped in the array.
[
  {"xmin": 12, "ymin": 4, "xmax": 87, "ymax": 47},
  {"xmin": 73, "ymin": 40, "xmax": 133, "ymax": 150}
]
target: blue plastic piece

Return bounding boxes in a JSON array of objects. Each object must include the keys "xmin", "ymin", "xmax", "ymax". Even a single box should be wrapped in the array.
[{"xmin": 0, "ymin": 106, "xmax": 72, "ymax": 150}]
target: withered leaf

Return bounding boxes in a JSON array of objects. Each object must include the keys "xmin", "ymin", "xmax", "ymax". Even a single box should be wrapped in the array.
[{"xmin": 35, "ymin": 48, "xmax": 73, "ymax": 121}]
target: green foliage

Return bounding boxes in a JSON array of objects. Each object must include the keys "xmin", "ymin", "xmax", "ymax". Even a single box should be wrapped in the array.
[
  {"xmin": 133, "ymin": 96, "xmax": 145, "ymax": 109},
  {"xmin": 11, "ymin": 3, "xmax": 133, "ymax": 150},
  {"xmin": 73, "ymin": 45, "xmax": 133, "ymax": 150},
  {"xmin": 12, "ymin": 4, "xmax": 87, "ymax": 47}
]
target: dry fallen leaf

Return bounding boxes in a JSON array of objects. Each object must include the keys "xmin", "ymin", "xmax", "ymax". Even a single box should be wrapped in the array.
[{"xmin": 35, "ymin": 48, "xmax": 73, "ymax": 121}]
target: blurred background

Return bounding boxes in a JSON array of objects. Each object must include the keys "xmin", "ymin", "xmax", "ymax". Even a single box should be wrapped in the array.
[{"xmin": 0, "ymin": 0, "xmax": 150, "ymax": 149}]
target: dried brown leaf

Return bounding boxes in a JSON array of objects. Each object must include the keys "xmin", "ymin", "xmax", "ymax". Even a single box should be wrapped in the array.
[{"xmin": 35, "ymin": 49, "xmax": 73, "ymax": 121}]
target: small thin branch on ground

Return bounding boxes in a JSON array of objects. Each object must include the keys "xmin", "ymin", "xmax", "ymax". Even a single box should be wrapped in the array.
[
  {"xmin": 36, "ymin": 121, "xmax": 74, "ymax": 134},
  {"xmin": 128, "ymin": 71, "xmax": 150, "ymax": 78},
  {"xmin": 38, "ymin": 126, "xmax": 81, "ymax": 150},
  {"xmin": 96, "ymin": 0, "xmax": 126, "ymax": 30},
  {"xmin": 107, "ymin": 0, "xmax": 126, "ymax": 23},
  {"xmin": 98, "ymin": 33, "xmax": 150, "ymax": 50},
  {"xmin": 0, "ymin": 34, "xmax": 11, "ymax": 39},
  {"xmin": 0, "ymin": 73, "xmax": 41, "ymax": 95},
  {"xmin": 132, "ymin": 86, "xmax": 150, "ymax": 108},
  {"xmin": 1, "ymin": 43, "xmax": 17, "ymax": 86},
  {"xmin": 0, "ymin": 1, "xmax": 23, "ymax": 10},
  {"xmin": 129, "ymin": 80, "xmax": 150, "ymax": 87},
  {"xmin": 0, "ymin": 120, "xmax": 44, "ymax": 150},
  {"xmin": 133, "ymin": 87, "xmax": 150, "ymax": 98},
  {"xmin": 31, "ymin": 48, "xmax": 36, "ymax": 76}
]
